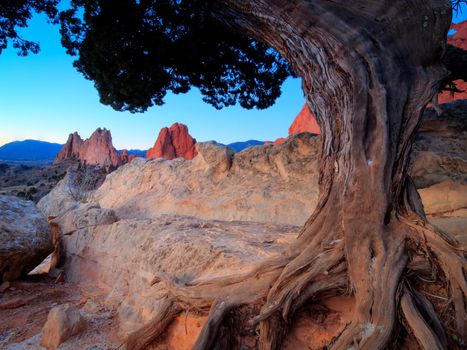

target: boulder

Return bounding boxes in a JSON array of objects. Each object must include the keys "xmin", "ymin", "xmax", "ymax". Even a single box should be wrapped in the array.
[
  {"xmin": 146, "ymin": 123, "xmax": 197, "ymax": 160},
  {"xmin": 0, "ymin": 195, "xmax": 53, "ymax": 281},
  {"xmin": 38, "ymin": 166, "xmax": 107, "ymax": 218},
  {"xmin": 41, "ymin": 303, "xmax": 87, "ymax": 350},
  {"xmin": 418, "ymin": 180, "xmax": 467, "ymax": 215},
  {"xmin": 193, "ymin": 141, "xmax": 235, "ymax": 176}
]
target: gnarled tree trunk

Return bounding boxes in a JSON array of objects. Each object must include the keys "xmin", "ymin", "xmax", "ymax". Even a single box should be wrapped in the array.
[{"xmin": 126, "ymin": 1, "xmax": 466, "ymax": 349}]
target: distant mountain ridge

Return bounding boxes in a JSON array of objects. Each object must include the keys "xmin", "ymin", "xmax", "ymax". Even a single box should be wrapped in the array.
[
  {"xmin": 0, "ymin": 138, "xmax": 266, "ymax": 162},
  {"xmin": 120, "ymin": 149, "xmax": 147, "ymax": 157},
  {"xmin": 0, "ymin": 140, "xmax": 63, "ymax": 161},
  {"xmin": 0, "ymin": 139, "xmax": 149, "ymax": 163},
  {"xmin": 227, "ymin": 140, "xmax": 265, "ymax": 152}
]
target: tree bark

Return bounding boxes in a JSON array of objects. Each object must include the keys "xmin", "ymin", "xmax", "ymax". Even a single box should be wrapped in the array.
[{"xmin": 126, "ymin": 1, "xmax": 466, "ymax": 349}]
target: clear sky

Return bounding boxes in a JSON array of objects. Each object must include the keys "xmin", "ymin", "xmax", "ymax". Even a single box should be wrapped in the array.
[{"xmin": 0, "ymin": 6, "xmax": 466, "ymax": 150}]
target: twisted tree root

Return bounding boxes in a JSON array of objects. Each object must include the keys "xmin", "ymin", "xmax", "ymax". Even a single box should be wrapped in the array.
[{"xmin": 125, "ymin": 211, "xmax": 465, "ymax": 350}]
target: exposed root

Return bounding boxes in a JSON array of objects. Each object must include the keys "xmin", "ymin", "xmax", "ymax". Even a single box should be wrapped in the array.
[
  {"xmin": 253, "ymin": 239, "xmax": 344, "ymax": 324},
  {"xmin": 192, "ymin": 298, "xmax": 236, "ymax": 350},
  {"xmin": 126, "ymin": 298, "xmax": 180, "ymax": 350},
  {"xmin": 402, "ymin": 217, "xmax": 467, "ymax": 341},
  {"xmin": 124, "ymin": 211, "xmax": 465, "ymax": 350},
  {"xmin": 401, "ymin": 289, "xmax": 446, "ymax": 349}
]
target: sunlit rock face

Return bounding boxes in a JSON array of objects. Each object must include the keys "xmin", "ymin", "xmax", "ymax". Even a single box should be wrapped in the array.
[
  {"xmin": 146, "ymin": 123, "xmax": 197, "ymax": 160},
  {"xmin": 54, "ymin": 128, "xmax": 123, "ymax": 168},
  {"xmin": 288, "ymin": 104, "xmax": 321, "ymax": 135},
  {"xmin": 44, "ymin": 133, "xmax": 322, "ymax": 226},
  {"xmin": 449, "ymin": 20, "xmax": 467, "ymax": 50},
  {"xmin": 267, "ymin": 104, "xmax": 320, "ymax": 145}
]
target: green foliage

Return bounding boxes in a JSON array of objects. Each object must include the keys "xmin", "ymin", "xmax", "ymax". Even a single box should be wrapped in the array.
[
  {"xmin": 0, "ymin": 0, "xmax": 59, "ymax": 55},
  {"xmin": 59, "ymin": 0, "xmax": 292, "ymax": 112}
]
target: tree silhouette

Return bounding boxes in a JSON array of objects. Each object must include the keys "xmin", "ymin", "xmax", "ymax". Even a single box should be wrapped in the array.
[
  {"xmin": 0, "ymin": 0, "xmax": 58, "ymax": 55},
  {"xmin": 1, "ymin": 1, "xmax": 467, "ymax": 349}
]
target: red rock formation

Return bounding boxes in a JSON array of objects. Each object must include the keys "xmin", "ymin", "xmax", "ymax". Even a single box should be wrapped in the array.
[
  {"xmin": 119, "ymin": 150, "xmax": 136, "ymax": 164},
  {"xmin": 267, "ymin": 105, "xmax": 320, "ymax": 145},
  {"xmin": 54, "ymin": 132, "xmax": 84, "ymax": 162},
  {"xmin": 438, "ymin": 21, "xmax": 467, "ymax": 103},
  {"xmin": 289, "ymin": 105, "xmax": 321, "ymax": 135},
  {"xmin": 146, "ymin": 123, "xmax": 197, "ymax": 160},
  {"xmin": 54, "ymin": 128, "xmax": 123, "ymax": 168},
  {"xmin": 449, "ymin": 20, "xmax": 467, "ymax": 50}
]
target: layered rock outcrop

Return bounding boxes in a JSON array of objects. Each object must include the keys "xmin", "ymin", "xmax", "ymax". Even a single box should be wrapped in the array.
[
  {"xmin": 54, "ymin": 128, "xmax": 123, "ymax": 168},
  {"xmin": 43, "ymin": 134, "xmax": 321, "ymax": 225},
  {"xmin": 146, "ymin": 123, "xmax": 197, "ymax": 160},
  {"xmin": 0, "ymin": 195, "xmax": 52, "ymax": 281},
  {"xmin": 411, "ymin": 100, "xmax": 467, "ymax": 244},
  {"xmin": 41, "ymin": 101, "xmax": 467, "ymax": 228}
]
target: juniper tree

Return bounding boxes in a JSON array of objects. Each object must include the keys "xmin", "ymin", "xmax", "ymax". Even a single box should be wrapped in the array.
[{"xmin": 1, "ymin": 1, "xmax": 466, "ymax": 349}]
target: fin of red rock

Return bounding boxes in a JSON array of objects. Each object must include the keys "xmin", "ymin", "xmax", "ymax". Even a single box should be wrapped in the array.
[{"xmin": 146, "ymin": 123, "xmax": 197, "ymax": 160}]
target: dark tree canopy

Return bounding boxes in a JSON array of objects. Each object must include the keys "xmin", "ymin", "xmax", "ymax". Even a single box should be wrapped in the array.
[
  {"xmin": 0, "ymin": 0, "xmax": 466, "ymax": 113},
  {"xmin": 1, "ymin": 2, "xmax": 467, "ymax": 350},
  {"xmin": 57, "ymin": 0, "xmax": 291, "ymax": 112},
  {"xmin": 0, "ymin": 0, "xmax": 58, "ymax": 55}
]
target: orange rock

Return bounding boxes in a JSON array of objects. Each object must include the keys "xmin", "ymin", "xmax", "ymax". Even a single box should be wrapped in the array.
[
  {"xmin": 288, "ymin": 105, "xmax": 320, "ymax": 135},
  {"xmin": 438, "ymin": 21, "xmax": 467, "ymax": 103},
  {"xmin": 146, "ymin": 123, "xmax": 197, "ymax": 160},
  {"xmin": 273, "ymin": 137, "xmax": 286, "ymax": 145},
  {"xmin": 165, "ymin": 314, "xmax": 208, "ymax": 350},
  {"xmin": 41, "ymin": 303, "xmax": 86, "ymax": 350},
  {"xmin": 438, "ymin": 80, "xmax": 467, "ymax": 104},
  {"xmin": 449, "ymin": 20, "xmax": 467, "ymax": 50}
]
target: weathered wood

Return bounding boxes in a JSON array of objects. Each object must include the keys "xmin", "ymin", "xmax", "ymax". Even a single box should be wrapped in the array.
[{"xmin": 124, "ymin": 1, "xmax": 466, "ymax": 349}]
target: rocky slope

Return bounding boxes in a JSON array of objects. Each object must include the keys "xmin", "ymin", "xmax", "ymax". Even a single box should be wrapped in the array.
[
  {"xmin": 411, "ymin": 100, "xmax": 467, "ymax": 243},
  {"xmin": 13, "ymin": 101, "xmax": 464, "ymax": 349},
  {"xmin": 41, "ymin": 102, "xmax": 467, "ymax": 229},
  {"xmin": 146, "ymin": 123, "xmax": 197, "ymax": 160},
  {"xmin": 41, "ymin": 133, "xmax": 321, "ymax": 226},
  {"xmin": 54, "ymin": 128, "xmax": 127, "ymax": 168}
]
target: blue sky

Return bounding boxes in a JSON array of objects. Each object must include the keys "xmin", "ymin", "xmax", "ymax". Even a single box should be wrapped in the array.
[{"xmin": 0, "ymin": 7, "xmax": 465, "ymax": 149}]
